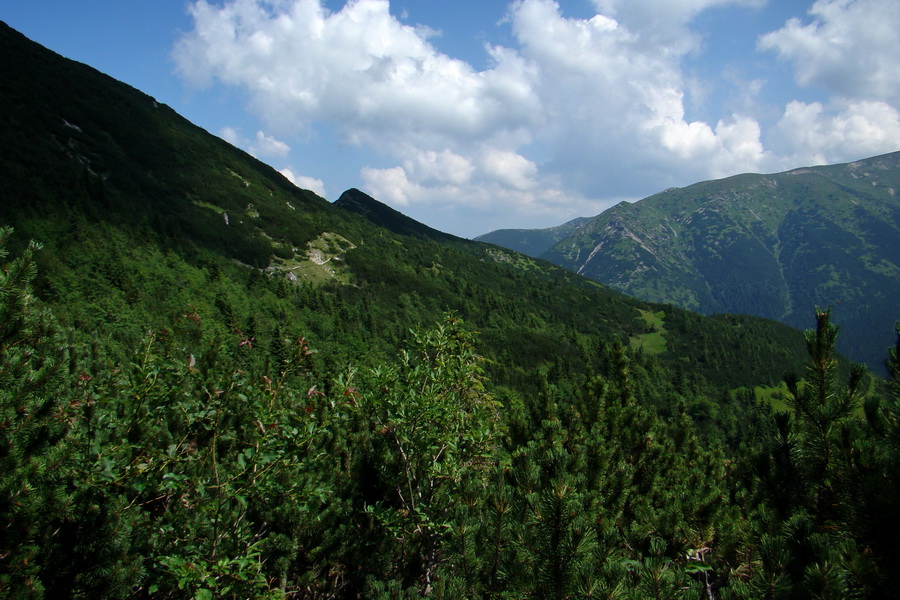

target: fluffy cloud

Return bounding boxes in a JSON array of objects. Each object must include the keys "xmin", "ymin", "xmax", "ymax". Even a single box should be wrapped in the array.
[
  {"xmin": 217, "ymin": 126, "xmax": 291, "ymax": 159},
  {"xmin": 591, "ymin": 0, "xmax": 764, "ymax": 54},
  {"xmin": 362, "ymin": 147, "xmax": 547, "ymax": 211},
  {"xmin": 360, "ymin": 156, "xmax": 604, "ymax": 236},
  {"xmin": 217, "ymin": 125, "xmax": 322, "ymax": 195},
  {"xmin": 218, "ymin": 125, "xmax": 242, "ymax": 146},
  {"xmin": 774, "ymin": 100, "xmax": 900, "ymax": 165},
  {"xmin": 757, "ymin": 0, "xmax": 900, "ymax": 166},
  {"xmin": 508, "ymin": 0, "xmax": 772, "ymax": 191},
  {"xmin": 280, "ymin": 168, "xmax": 327, "ymax": 197},
  {"xmin": 252, "ymin": 130, "xmax": 290, "ymax": 158},
  {"xmin": 478, "ymin": 149, "xmax": 538, "ymax": 190},
  {"xmin": 174, "ymin": 0, "xmax": 540, "ymax": 149},
  {"xmin": 759, "ymin": 0, "xmax": 900, "ymax": 103},
  {"xmin": 360, "ymin": 166, "xmax": 419, "ymax": 207},
  {"xmin": 175, "ymin": 0, "xmax": 900, "ymax": 236},
  {"xmin": 402, "ymin": 149, "xmax": 474, "ymax": 186}
]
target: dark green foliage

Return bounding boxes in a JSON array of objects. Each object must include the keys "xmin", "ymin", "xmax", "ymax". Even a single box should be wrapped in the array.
[
  {"xmin": 352, "ymin": 317, "xmax": 500, "ymax": 589},
  {"xmin": 784, "ymin": 310, "xmax": 864, "ymax": 521},
  {"xmin": 0, "ymin": 227, "xmax": 71, "ymax": 597},
  {"xmin": 731, "ymin": 311, "xmax": 900, "ymax": 599},
  {"xmin": 851, "ymin": 325, "xmax": 900, "ymax": 595},
  {"xmin": 3, "ymin": 232, "xmax": 900, "ymax": 597}
]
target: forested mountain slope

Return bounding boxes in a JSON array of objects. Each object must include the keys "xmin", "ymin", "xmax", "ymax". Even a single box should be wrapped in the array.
[
  {"xmin": 539, "ymin": 154, "xmax": 900, "ymax": 371},
  {"xmin": 0, "ymin": 20, "xmax": 810, "ymax": 394}
]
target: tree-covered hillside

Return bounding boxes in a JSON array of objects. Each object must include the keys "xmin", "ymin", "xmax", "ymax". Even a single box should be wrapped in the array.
[
  {"xmin": 4, "ymin": 227, "xmax": 900, "ymax": 598},
  {"xmin": 0, "ymin": 20, "xmax": 811, "ymax": 396},
  {"xmin": 539, "ymin": 155, "xmax": 900, "ymax": 372}
]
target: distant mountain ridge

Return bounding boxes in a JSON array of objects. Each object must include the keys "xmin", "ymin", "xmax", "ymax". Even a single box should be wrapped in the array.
[
  {"xmin": 474, "ymin": 217, "xmax": 590, "ymax": 256},
  {"xmin": 524, "ymin": 154, "xmax": 900, "ymax": 370}
]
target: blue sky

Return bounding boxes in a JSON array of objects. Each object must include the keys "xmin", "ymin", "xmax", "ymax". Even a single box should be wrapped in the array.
[{"xmin": 5, "ymin": 0, "xmax": 900, "ymax": 237}]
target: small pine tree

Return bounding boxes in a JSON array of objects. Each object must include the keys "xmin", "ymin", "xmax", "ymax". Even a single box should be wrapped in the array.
[
  {"xmin": 784, "ymin": 309, "xmax": 865, "ymax": 525},
  {"xmin": 743, "ymin": 309, "xmax": 870, "ymax": 598},
  {"xmin": 0, "ymin": 227, "xmax": 71, "ymax": 597}
]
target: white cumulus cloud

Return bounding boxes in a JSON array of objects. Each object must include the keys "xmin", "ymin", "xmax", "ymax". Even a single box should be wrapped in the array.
[
  {"xmin": 477, "ymin": 148, "xmax": 538, "ymax": 190},
  {"xmin": 280, "ymin": 168, "xmax": 327, "ymax": 197},
  {"xmin": 508, "ymin": 0, "xmax": 772, "ymax": 192},
  {"xmin": 759, "ymin": 0, "xmax": 900, "ymax": 103},
  {"xmin": 218, "ymin": 125, "xmax": 241, "ymax": 146},
  {"xmin": 174, "ymin": 0, "xmax": 900, "ymax": 236},
  {"xmin": 591, "ymin": 0, "xmax": 765, "ymax": 55},
  {"xmin": 252, "ymin": 130, "xmax": 291, "ymax": 158},
  {"xmin": 402, "ymin": 149, "xmax": 474, "ymax": 186},
  {"xmin": 173, "ymin": 0, "xmax": 540, "ymax": 149},
  {"xmin": 217, "ymin": 126, "xmax": 291, "ymax": 159},
  {"xmin": 360, "ymin": 166, "xmax": 420, "ymax": 207},
  {"xmin": 758, "ymin": 0, "xmax": 900, "ymax": 165},
  {"xmin": 774, "ymin": 99, "xmax": 900, "ymax": 166}
]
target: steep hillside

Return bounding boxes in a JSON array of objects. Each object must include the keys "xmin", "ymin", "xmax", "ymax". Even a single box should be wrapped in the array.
[
  {"xmin": 0, "ymin": 22, "xmax": 343, "ymax": 272},
  {"xmin": 474, "ymin": 216, "xmax": 590, "ymax": 256},
  {"xmin": 541, "ymin": 155, "xmax": 900, "ymax": 370},
  {"xmin": 0, "ymin": 20, "xmax": 814, "ymax": 396}
]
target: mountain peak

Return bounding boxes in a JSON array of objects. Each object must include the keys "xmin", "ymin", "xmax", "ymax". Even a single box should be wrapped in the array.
[{"xmin": 335, "ymin": 188, "xmax": 463, "ymax": 243}]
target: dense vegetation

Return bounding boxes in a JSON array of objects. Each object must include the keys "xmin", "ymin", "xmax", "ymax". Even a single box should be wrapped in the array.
[
  {"xmin": 4, "ymin": 229, "xmax": 900, "ymax": 599},
  {"xmin": 3, "ymin": 21, "xmax": 899, "ymax": 599}
]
